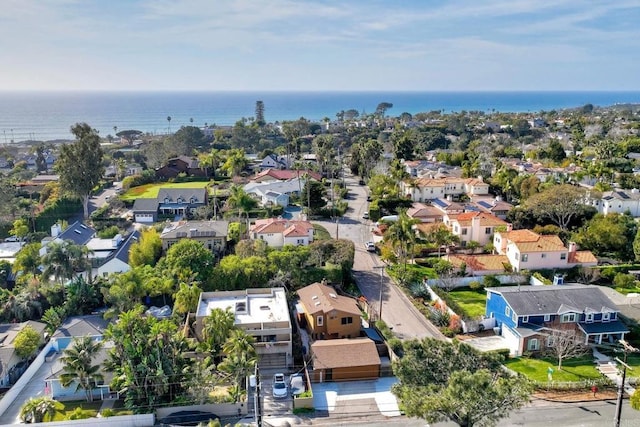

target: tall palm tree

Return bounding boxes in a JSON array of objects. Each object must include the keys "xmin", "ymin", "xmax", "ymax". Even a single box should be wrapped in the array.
[
  {"xmin": 226, "ymin": 186, "xmax": 257, "ymax": 235},
  {"xmin": 19, "ymin": 396, "xmax": 61, "ymax": 423},
  {"xmin": 200, "ymin": 308, "xmax": 235, "ymax": 358},
  {"xmin": 383, "ymin": 211, "xmax": 420, "ymax": 284},
  {"xmin": 167, "ymin": 116, "xmax": 172, "ymax": 134},
  {"xmin": 219, "ymin": 330, "xmax": 257, "ymax": 402},
  {"xmin": 60, "ymin": 336, "xmax": 104, "ymax": 402},
  {"xmin": 41, "ymin": 242, "xmax": 72, "ymax": 284}
]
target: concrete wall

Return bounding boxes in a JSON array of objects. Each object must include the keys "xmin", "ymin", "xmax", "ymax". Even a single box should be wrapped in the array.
[
  {"xmin": 0, "ymin": 414, "xmax": 155, "ymax": 427},
  {"xmin": 156, "ymin": 402, "xmax": 247, "ymax": 419},
  {"xmin": 425, "ymin": 274, "xmax": 526, "ymax": 289}
]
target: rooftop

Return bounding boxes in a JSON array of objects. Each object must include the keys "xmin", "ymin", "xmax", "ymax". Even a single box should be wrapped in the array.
[
  {"xmin": 197, "ymin": 288, "xmax": 290, "ymax": 325},
  {"xmin": 311, "ymin": 338, "xmax": 380, "ymax": 369}
]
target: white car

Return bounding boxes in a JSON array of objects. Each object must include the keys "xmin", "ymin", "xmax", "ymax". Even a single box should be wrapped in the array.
[
  {"xmin": 365, "ymin": 242, "xmax": 376, "ymax": 252},
  {"xmin": 272, "ymin": 373, "xmax": 288, "ymax": 399},
  {"xmin": 289, "ymin": 373, "xmax": 305, "ymax": 397},
  {"xmin": 362, "ymin": 212, "xmax": 369, "ymax": 219},
  {"xmin": 4, "ymin": 236, "xmax": 19, "ymax": 242}
]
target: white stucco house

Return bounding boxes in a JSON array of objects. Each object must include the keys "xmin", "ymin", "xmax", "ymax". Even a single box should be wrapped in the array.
[{"xmin": 250, "ymin": 218, "xmax": 314, "ymax": 247}]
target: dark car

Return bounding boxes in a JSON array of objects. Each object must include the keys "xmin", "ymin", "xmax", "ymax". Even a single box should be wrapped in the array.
[{"xmin": 158, "ymin": 410, "xmax": 219, "ymax": 426}]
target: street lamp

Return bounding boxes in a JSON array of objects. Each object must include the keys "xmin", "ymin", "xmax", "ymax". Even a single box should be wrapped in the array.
[{"xmin": 373, "ymin": 265, "xmax": 385, "ymax": 321}]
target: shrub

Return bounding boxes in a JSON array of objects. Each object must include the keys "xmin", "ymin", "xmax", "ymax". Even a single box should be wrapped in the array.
[
  {"xmin": 483, "ymin": 275, "xmax": 501, "ymax": 288},
  {"xmin": 97, "ymin": 225, "xmax": 120, "ymax": 239},
  {"xmin": 614, "ymin": 273, "xmax": 637, "ymax": 289},
  {"xmin": 430, "ymin": 308, "xmax": 451, "ymax": 327},
  {"xmin": 441, "ymin": 327, "xmax": 457, "ymax": 338},
  {"xmin": 469, "ymin": 280, "xmax": 483, "ymax": 290}
]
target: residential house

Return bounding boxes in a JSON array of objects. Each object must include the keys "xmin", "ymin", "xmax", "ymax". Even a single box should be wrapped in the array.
[
  {"xmin": 591, "ymin": 189, "xmax": 640, "ymax": 217},
  {"xmin": 0, "ymin": 321, "xmax": 46, "ymax": 387},
  {"xmin": 40, "ymin": 221, "xmax": 96, "ymax": 256},
  {"xmin": 444, "ymin": 212, "xmax": 508, "ymax": 247},
  {"xmin": 243, "ymin": 178, "xmax": 307, "ymax": 208},
  {"xmin": 471, "ymin": 198, "xmax": 514, "ymax": 220},
  {"xmin": 296, "ymin": 282, "xmax": 362, "ymax": 340},
  {"xmin": 259, "ymin": 154, "xmax": 290, "ymax": 170},
  {"xmin": 132, "ymin": 187, "xmax": 208, "ymax": 223},
  {"xmin": 195, "ymin": 288, "xmax": 293, "ymax": 368},
  {"xmin": 93, "ymin": 231, "xmax": 140, "ymax": 278},
  {"xmin": 160, "ymin": 220, "xmax": 228, "ymax": 256},
  {"xmin": 250, "ymin": 218, "xmax": 314, "ymax": 247},
  {"xmin": 493, "ymin": 229, "xmax": 597, "ymax": 272},
  {"xmin": 46, "ymin": 315, "xmax": 113, "ymax": 401},
  {"xmin": 155, "ymin": 156, "xmax": 207, "ymax": 179},
  {"xmin": 251, "ymin": 169, "xmax": 322, "ymax": 183},
  {"xmin": 446, "ymin": 254, "xmax": 511, "ymax": 276},
  {"xmin": 401, "ymin": 176, "xmax": 489, "ymax": 202},
  {"xmin": 406, "ymin": 203, "xmax": 444, "ymax": 223},
  {"xmin": 310, "ymin": 338, "xmax": 380, "ymax": 382},
  {"xmin": 430, "ymin": 198, "xmax": 465, "ymax": 215},
  {"xmin": 486, "ymin": 285, "xmax": 628, "ymax": 356}
]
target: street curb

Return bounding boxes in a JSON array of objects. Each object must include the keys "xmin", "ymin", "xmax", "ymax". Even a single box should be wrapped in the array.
[{"xmin": 534, "ymin": 397, "xmax": 620, "ymax": 404}]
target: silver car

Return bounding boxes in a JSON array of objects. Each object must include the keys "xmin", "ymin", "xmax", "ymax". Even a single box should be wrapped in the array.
[{"xmin": 272, "ymin": 373, "xmax": 288, "ymax": 399}]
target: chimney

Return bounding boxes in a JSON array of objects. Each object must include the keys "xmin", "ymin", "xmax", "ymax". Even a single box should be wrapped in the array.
[
  {"xmin": 568, "ymin": 242, "xmax": 577, "ymax": 253},
  {"xmin": 472, "ymin": 214, "xmax": 481, "ymax": 232},
  {"xmin": 111, "ymin": 234, "xmax": 123, "ymax": 248},
  {"xmin": 506, "ymin": 223, "xmax": 513, "ymax": 232},
  {"xmin": 51, "ymin": 223, "xmax": 61, "ymax": 238}
]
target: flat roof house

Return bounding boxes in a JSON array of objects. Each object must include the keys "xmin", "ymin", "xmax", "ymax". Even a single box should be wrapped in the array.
[{"xmin": 196, "ymin": 288, "xmax": 292, "ymax": 368}]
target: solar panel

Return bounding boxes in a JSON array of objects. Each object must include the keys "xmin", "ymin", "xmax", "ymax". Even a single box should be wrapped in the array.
[
  {"xmin": 477, "ymin": 200, "xmax": 492, "ymax": 208},
  {"xmin": 431, "ymin": 198, "xmax": 448, "ymax": 208},
  {"xmin": 617, "ymin": 191, "xmax": 630, "ymax": 199}
]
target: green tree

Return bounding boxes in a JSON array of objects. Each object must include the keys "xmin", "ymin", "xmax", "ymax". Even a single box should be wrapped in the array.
[
  {"xmin": 13, "ymin": 243, "xmax": 42, "ymax": 277},
  {"xmin": 60, "ymin": 336, "xmax": 104, "ymax": 402},
  {"xmin": 65, "ymin": 276, "xmax": 102, "ymax": 315},
  {"xmin": 218, "ymin": 329, "xmax": 257, "ymax": 402},
  {"xmin": 393, "ymin": 339, "xmax": 532, "ymax": 427},
  {"xmin": 376, "ymin": 102, "xmax": 393, "ymax": 117},
  {"xmin": 170, "ymin": 125, "xmax": 206, "ymax": 154},
  {"xmin": 173, "ymin": 282, "xmax": 202, "ymax": 316},
  {"xmin": 300, "ymin": 179, "xmax": 326, "ymax": 214},
  {"xmin": 10, "ymin": 218, "xmax": 29, "ymax": 241},
  {"xmin": 128, "ymin": 228, "xmax": 162, "ymax": 267},
  {"xmin": 383, "ymin": 211, "xmax": 421, "ymax": 284},
  {"xmin": 14, "ymin": 325, "xmax": 42, "ymax": 359},
  {"xmin": 524, "ymin": 184, "xmax": 589, "ymax": 230},
  {"xmin": 161, "ymin": 239, "xmax": 215, "ymax": 284},
  {"xmin": 255, "ymin": 100, "xmax": 265, "ymax": 126},
  {"xmin": 19, "ymin": 396, "xmax": 61, "ymax": 424},
  {"xmin": 55, "ymin": 123, "xmax": 105, "ymax": 218},
  {"xmin": 199, "ymin": 308, "xmax": 236, "ymax": 358},
  {"xmin": 221, "ymin": 148, "xmax": 249, "ymax": 177},
  {"xmin": 226, "ymin": 185, "xmax": 257, "ymax": 225},
  {"xmin": 41, "ymin": 306, "xmax": 66, "ymax": 335},
  {"xmin": 572, "ymin": 213, "xmax": 638, "ymax": 261}
]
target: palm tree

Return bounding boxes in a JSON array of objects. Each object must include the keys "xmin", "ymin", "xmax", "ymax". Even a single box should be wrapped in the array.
[
  {"xmin": 41, "ymin": 242, "xmax": 72, "ymax": 283},
  {"xmin": 167, "ymin": 116, "xmax": 172, "ymax": 134},
  {"xmin": 219, "ymin": 330, "xmax": 257, "ymax": 402},
  {"xmin": 60, "ymin": 336, "xmax": 104, "ymax": 402},
  {"xmin": 226, "ymin": 185, "xmax": 257, "ymax": 235},
  {"xmin": 19, "ymin": 396, "xmax": 61, "ymax": 423},
  {"xmin": 383, "ymin": 211, "xmax": 420, "ymax": 284},
  {"xmin": 200, "ymin": 308, "xmax": 235, "ymax": 358}
]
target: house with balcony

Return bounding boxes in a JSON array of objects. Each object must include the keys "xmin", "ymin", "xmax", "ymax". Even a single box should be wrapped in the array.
[
  {"xmin": 195, "ymin": 288, "xmax": 292, "ymax": 368},
  {"xmin": 493, "ymin": 229, "xmax": 597, "ymax": 272},
  {"xmin": 591, "ymin": 190, "xmax": 640, "ymax": 217},
  {"xmin": 444, "ymin": 212, "xmax": 508, "ymax": 247},
  {"xmin": 486, "ymin": 285, "xmax": 628, "ymax": 356},
  {"xmin": 400, "ymin": 176, "xmax": 489, "ymax": 203},
  {"xmin": 250, "ymin": 218, "xmax": 314, "ymax": 247},
  {"xmin": 160, "ymin": 220, "xmax": 228, "ymax": 256},
  {"xmin": 296, "ymin": 282, "xmax": 362, "ymax": 340},
  {"xmin": 132, "ymin": 187, "xmax": 207, "ymax": 223}
]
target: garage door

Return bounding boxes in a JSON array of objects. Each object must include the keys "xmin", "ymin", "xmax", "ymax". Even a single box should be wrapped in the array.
[{"xmin": 259, "ymin": 353, "xmax": 286, "ymax": 368}]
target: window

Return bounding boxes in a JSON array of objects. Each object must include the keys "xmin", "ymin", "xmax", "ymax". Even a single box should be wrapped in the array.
[
  {"xmin": 547, "ymin": 336, "xmax": 555, "ymax": 347},
  {"xmin": 561, "ymin": 313, "xmax": 577, "ymax": 323},
  {"xmin": 521, "ymin": 254, "xmax": 528, "ymax": 262},
  {"xmin": 528, "ymin": 338, "xmax": 540, "ymax": 351},
  {"xmin": 586, "ymin": 313, "xmax": 594, "ymax": 323},
  {"xmin": 544, "ymin": 314, "xmax": 551, "ymax": 322},
  {"xmin": 462, "ymin": 228, "xmax": 468, "ymax": 236},
  {"xmin": 603, "ymin": 312, "xmax": 611, "ymax": 322},
  {"xmin": 512, "ymin": 312, "xmax": 517, "ymax": 322},
  {"xmin": 505, "ymin": 307, "xmax": 511, "ymax": 316},
  {"xmin": 341, "ymin": 317, "xmax": 353, "ymax": 325},
  {"xmin": 560, "ymin": 253, "xmax": 567, "ymax": 260},
  {"xmin": 541, "ymin": 253, "xmax": 546, "ymax": 259},
  {"xmin": 485, "ymin": 227, "xmax": 491, "ymax": 235},
  {"xmin": 316, "ymin": 315, "xmax": 323, "ymax": 326},
  {"xmin": 454, "ymin": 225, "xmax": 459, "ymax": 233},
  {"xmin": 522, "ymin": 316, "xmax": 529, "ymax": 323}
]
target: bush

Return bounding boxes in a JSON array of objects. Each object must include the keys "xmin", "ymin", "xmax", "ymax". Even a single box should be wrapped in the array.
[
  {"xmin": 469, "ymin": 281, "xmax": 483, "ymax": 290},
  {"xmin": 441, "ymin": 327, "xmax": 457, "ymax": 338},
  {"xmin": 97, "ymin": 225, "xmax": 120, "ymax": 239},
  {"xmin": 614, "ymin": 273, "xmax": 637, "ymax": 289},
  {"xmin": 483, "ymin": 275, "xmax": 501, "ymax": 288}
]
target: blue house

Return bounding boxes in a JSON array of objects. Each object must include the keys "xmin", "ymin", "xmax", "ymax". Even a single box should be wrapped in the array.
[{"xmin": 486, "ymin": 285, "xmax": 628, "ymax": 356}]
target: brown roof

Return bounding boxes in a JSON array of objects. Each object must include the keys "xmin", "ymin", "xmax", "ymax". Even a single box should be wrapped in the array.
[
  {"xmin": 568, "ymin": 250, "xmax": 598, "ymax": 264},
  {"xmin": 515, "ymin": 234, "xmax": 566, "ymax": 253},
  {"xmin": 283, "ymin": 222, "xmax": 313, "ymax": 237},
  {"xmin": 406, "ymin": 203, "xmax": 443, "ymax": 220},
  {"xmin": 448, "ymin": 212, "xmax": 507, "ymax": 227},
  {"xmin": 251, "ymin": 218, "xmax": 313, "ymax": 235},
  {"xmin": 297, "ymin": 282, "xmax": 361, "ymax": 317},
  {"xmin": 311, "ymin": 338, "xmax": 380, "ymax": 369},
  {"xmin": 447, "ymin": 254, "xmax": 510, "ymax": 273},
  {"xmin": 252, "ymin": 169, "xmax": 322, "ymax": 182}
]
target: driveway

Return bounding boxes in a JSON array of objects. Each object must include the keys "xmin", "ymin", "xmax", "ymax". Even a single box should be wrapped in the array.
[
  {"xmin": 312, "ymin": 377, "xmax": 401, "ymax": 418},
  {"xmin": 314, "ymin": 171, "xmax": 445, "ymax": 341}
]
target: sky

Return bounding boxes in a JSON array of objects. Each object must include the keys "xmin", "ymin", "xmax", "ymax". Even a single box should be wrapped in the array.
[{"xmin": 0, "ymin": 0, "xmax": 639, "ymax": 92}]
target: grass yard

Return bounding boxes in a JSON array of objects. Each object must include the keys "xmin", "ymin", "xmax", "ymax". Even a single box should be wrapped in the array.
[
  {"xmin": 505, "ymin": 355, "xmax": 601, "ymax": 382},
  {"xmin": 121, "ymin": 181, "xmax": 210, "ymax": 200},
  {"xmin": 313, "ymin": 224, "xmax": 331, "ymax": 241},
  {"xmin": 448, "ymin": 288, "xmax": 487, "ymax": 318}
]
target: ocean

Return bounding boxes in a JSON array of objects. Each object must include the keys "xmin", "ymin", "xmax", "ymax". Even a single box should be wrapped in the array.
[{"xmin": 0, "ymin": 91, "xmax": 639, "ymax": 143}]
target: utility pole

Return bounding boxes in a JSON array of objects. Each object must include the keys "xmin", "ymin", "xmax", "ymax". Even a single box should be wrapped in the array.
[
  {"xmin": 615, "ymin": 339, "xmax": 638, "ymax": 427},
  {"xmin": 213, "ymin": 185, "xmax": 218, "ymax": 220},
  {"xmin": 252, "ymin": 364, "xmax": 263, "ymax": 427}
]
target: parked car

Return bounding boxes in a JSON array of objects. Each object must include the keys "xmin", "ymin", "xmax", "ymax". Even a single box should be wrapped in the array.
[
  {"xmin": 3, "ymin": 236, "xmax": 19, "ymax": 242},
  {"xmin": 362, "ymin": 212, "xmax": 369, "ymax": 219},
  {"xmin": 272, "ymin": 373, "xmax": 288, "ymax": 398},
  {"xmin": 365, "ymin": 242, "xmax": 376, "ymax": 252},
  {"xmin": 289, "ymin": 373, "xmax": 305, "ymax": 397}
]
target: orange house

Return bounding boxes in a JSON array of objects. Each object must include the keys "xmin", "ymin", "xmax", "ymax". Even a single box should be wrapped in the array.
[{"xmin": 297, "ymin": 282, "xmax": 362, "ymax": 340}]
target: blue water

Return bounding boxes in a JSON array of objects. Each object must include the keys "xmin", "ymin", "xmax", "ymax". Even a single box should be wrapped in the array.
[{"xmin": 0, "ymin": 91, "xmax": 639, "ymax": 142}]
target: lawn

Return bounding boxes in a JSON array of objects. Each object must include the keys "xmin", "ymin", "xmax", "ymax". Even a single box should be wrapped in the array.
[
  {"xmin": 505, "ymin": 355, "xmax": 601, "ymax": 382},
  {"xmin": 448, "ymin": 288, "xmax": 487, "ymax": 318},
  {"xmin": 121, "ymin": 181, "xmax": 210, "ymax": 200},
  {"xmin": 313, "ymin": 224, "xmax": 331, "ymax": 241}
]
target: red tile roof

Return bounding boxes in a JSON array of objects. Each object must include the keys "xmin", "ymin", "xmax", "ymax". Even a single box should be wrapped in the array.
[{"xmin": 252, "ymin": 169, "xmax": 322, "ymax": 182}]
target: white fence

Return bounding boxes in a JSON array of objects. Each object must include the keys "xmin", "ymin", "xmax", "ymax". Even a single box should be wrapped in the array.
[{"xmin": 0, "ymin": 340, "xmax": 55, "ymax": 419}]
